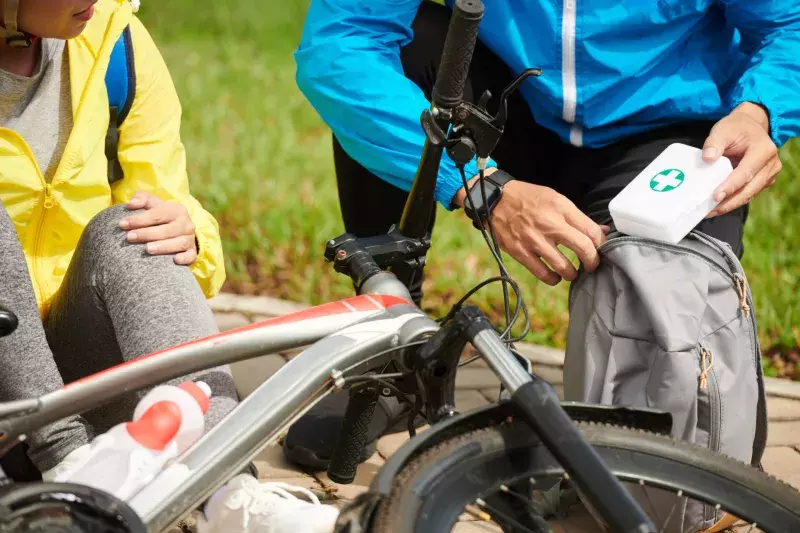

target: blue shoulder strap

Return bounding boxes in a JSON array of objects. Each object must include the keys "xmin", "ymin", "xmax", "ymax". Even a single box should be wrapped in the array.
[
  {"xmin": 105, "ymin": 26, "xmax": 135, "ymax": 184},
  {"xmin": 106, "ymin": 30, "xmax": 130, "ymax": 117}
]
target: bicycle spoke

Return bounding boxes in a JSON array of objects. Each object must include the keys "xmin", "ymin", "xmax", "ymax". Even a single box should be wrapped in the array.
[
  {"xmin": 475, "ymin": 498, "xmax": 542, "ymax": 533},
  {"xmin": 658, "ymin": 490, "xmax": 682, "ymax": 533},
  {"xmin": 500, "ymin": 483, "xmax": 564, "ymax": 533},
  {"xmin": 499, "ymin": 484, "xmax": 532, "ymax": 505},
  {"xmin": 680, "ymin": 516, "xmax": 708, "ymax": 533},
  {"xmin": 638, "ymin": 479, "xmax": 663, "ymax": 526},
  {"xmin": 465, "ymin": 503, "xmax": 492, "ymax": 522}
]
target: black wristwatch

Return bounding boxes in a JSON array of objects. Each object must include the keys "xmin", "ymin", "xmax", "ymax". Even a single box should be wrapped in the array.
[{"xmin": 463, "ymin": 169, "xmax": 515, "ymax": 230}]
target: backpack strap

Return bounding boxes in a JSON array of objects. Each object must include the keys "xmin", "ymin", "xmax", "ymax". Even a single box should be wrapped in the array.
[{"xmin": 105, "ymin": 25, "xmax": 136, "ymax": 186}]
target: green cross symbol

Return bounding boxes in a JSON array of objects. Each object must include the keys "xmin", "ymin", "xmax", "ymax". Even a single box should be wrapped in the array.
[{"xmin": 650, "ymin": 169, "xmax": 685, "ymax": 192}]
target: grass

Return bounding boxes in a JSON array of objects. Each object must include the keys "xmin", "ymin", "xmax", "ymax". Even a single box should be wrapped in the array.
[{"xmin": 138, "ymin": 1, "xmax": 800, "ymax": 371}]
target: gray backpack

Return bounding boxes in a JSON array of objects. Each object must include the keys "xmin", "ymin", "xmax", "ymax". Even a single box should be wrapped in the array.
[{"xmin": 564, "ymin": 230, "xmax": 767, "ymax": 528}]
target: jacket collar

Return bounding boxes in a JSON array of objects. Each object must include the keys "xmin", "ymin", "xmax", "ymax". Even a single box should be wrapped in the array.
[{"xmin": 56, "ymin": 0, "xmax": 132, "ymax": 184}]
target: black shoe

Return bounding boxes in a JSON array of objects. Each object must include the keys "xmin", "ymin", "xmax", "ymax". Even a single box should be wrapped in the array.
[{"xmin": 283, "ymin": 390, "xmax": 423, "ymax": 471}]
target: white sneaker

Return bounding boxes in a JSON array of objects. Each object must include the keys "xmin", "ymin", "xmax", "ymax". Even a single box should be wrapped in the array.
[
  {"xmin": 198, "ymin": 474, "xmax": 339, "ymax": 533},
  {"xmin": 41, "ymin": 442, "xmax": 93, "ymax": 482}
]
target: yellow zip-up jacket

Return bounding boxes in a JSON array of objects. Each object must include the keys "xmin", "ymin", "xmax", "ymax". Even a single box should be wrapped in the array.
[{"xmin": 0, "ymin": 0, "xmax": 225, "ymax": 318}]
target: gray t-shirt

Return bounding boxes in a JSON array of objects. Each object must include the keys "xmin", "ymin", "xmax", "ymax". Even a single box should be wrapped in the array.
[{"xmin": 0, "ymin": 39, "xmax": 73, "ymax": 182}]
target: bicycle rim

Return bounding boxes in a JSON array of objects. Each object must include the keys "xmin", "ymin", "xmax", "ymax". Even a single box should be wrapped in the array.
[{"xmin": 373, "ymin": 422, "xmax": 800, "ymax": 533}]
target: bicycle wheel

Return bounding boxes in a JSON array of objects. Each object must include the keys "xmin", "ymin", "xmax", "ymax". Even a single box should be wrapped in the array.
[
  {"xmin": 0, "ymin": 482, "xmax": 146, "ymax": 533},
  {"xmin": 372, "ymin": 421, "xmax": 800, "ymax": 533}
]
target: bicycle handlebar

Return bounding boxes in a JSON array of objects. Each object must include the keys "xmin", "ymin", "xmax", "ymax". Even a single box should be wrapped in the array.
[
  {"xmin": 327, "ymin": 387, "xmax": 380, "ymax": 484},
  {"xmin": 397, "ymin": 0, "xmax": 485, "ymax": 242},
  {"xmin": 431, "ymin": 0, "xmax": 484, "ymax": 109}
]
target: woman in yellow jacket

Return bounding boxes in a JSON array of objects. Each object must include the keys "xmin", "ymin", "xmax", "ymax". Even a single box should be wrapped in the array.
[
  {"xmin": 0, "ymin": 0, "xmax": 237, "ymax": 467},
  {"xmin": 0, "ymin": 1, "xmax": 340, "ymax": 530}
]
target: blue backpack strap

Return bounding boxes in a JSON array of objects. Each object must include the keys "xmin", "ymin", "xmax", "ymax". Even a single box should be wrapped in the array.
[{"xmin": 105, "ymin": 25, "xmax": 136, "ymax": 185}]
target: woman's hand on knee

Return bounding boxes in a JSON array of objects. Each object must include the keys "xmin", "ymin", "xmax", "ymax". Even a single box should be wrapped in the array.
[{"xmin": 119, "ymin": 192, "xmax": 198, "ymax": 266}]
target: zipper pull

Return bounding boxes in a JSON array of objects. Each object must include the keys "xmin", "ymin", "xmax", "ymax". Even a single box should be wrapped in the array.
[
  {"xmin": 734, "ymin": 274, "xmax": 750, "ymax": 317},
  {"xmin": 699, "ymin": 347, "xmax": 714, "ymax": 389},
  {"xmin": 43, "ymin": 184, "xmax": 55, "ymax": 209}
]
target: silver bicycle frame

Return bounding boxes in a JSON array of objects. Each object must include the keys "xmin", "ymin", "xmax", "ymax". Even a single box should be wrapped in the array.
[
  {"xmin": 133, "ymin": 303, "xmax": 439, "ymax": 531},
  {"xmin": 0, "ymin": 274, "xmax": 530, "ymax": 532}
]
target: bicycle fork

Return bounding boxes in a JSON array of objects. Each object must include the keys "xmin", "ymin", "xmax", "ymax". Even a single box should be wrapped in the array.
[{"xmin": 441, "ymin": 306, "xmax": 657, "ymax": 533}]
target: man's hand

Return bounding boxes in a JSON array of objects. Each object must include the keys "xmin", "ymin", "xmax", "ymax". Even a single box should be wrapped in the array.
[
  {"xmin": 455, "ymin": 171, "xmax": 607, "ymax": 285},
  {"xmin": 703, "ymin": 102, "xmax": 782, "ymax": 217},
  {"xmin": 120, "ymin": 191, "xmax": 198, "ymax": 266}
]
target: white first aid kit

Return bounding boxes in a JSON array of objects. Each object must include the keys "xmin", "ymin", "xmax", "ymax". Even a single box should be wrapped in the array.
[{"xmin": 609, "ymin": 143, "xmax": 733, "ymax": 244}]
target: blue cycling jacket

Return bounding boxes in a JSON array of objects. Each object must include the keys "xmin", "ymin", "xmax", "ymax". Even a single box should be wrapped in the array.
[{"xmin": 295, "ymin": 0, "xmax": 800, "ymax": 208}]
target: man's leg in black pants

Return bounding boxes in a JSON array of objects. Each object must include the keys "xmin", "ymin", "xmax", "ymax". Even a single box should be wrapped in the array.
[{"xmin": 569, "ymin": 122, "xmax": 749, "ymax": 256}]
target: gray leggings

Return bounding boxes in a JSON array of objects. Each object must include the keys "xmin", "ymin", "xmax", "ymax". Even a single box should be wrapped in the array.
[{"xmin": 0, "ymin": 202, "xmax": 238, "ymax": 472}]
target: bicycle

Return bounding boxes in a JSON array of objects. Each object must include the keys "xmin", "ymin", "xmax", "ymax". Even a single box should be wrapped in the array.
[{"xmin": 0, "ymin": 1, "xmax": 799, "ymax": 532}]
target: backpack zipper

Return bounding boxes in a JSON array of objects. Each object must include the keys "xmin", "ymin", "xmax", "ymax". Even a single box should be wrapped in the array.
[
  {"xmin": 597, "ymin": 235, "xmax": 741, "ymax": 298},
  {"xmin": 698, "ymin": 345, "xmax": 721, "ymax": 453},
  {"xmin": 570, "ymin": 235, "xmax": 740, "ymax": 309},
  {"xmin": 698, "ymin": 343, "xmax": 722, "ymax": 523},
  {"xmin": 698, "ymin": 347, "xmax": 714, "ymax": 390},
  {"xmin": 733, "ymin": 273, "xmax": 751, "ymax": 317}
]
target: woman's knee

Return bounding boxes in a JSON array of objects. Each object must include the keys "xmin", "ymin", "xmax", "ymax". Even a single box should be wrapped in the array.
[
  {"xmin": 79, "ymin": 205, "xmax": 177, "ymax": 272},
  {"xmin": 81, "ymin": 204, "xmax": 129, "ymax": 245}
]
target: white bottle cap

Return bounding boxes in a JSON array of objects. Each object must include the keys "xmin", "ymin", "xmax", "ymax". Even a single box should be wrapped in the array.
[{"xmin": 196, "ymin": 381, "xmax": 212, "ymax": 399}]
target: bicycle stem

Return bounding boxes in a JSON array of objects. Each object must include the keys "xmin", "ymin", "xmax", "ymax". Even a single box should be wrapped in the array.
[{"xmin": 462, "ymin": 307, "xmax": 657, "ymax": 533}]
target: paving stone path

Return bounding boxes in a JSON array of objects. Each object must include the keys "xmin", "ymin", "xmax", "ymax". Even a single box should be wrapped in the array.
[{"xmin": 171, "ymin": 295, "xmax": 800, "ymax": 532}]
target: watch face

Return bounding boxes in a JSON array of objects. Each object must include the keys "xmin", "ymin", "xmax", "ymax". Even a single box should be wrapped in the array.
[{"xmin": 466, "ymin": 179, "xmax": 501, "ymax": 222}]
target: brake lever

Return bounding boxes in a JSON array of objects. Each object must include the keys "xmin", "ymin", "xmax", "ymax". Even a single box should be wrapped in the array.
[
  {"xmin": 493, "ymin": 68, "xmax": 542, "ymax": 130},
  {"xmin": 446, "ymin": 67, "xmax": 542, "ymax": 167}
]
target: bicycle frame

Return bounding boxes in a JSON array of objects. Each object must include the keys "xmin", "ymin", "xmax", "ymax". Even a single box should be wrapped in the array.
[
  {"xmin": 0, "ymin": 278, "xmax": 655, "ymax": 533},
  {"xmin": 0, "ymin": 284, "xmax": 435, "ymax": 532}
]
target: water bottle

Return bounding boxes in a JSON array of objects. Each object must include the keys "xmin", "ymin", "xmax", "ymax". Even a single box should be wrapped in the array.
[{"xmin": 57, "ymin": 381, "xmax": 212, "ymax": 501}]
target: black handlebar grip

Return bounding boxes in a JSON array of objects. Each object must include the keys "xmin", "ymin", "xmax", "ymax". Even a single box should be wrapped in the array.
[
  {"xmin": 0, "ymin": 304, "xmax": 18, "ymax": 339},
  {"xmin": 431, "ymin": 0, "xmax": 485, "ymax": 109},
  {"xmin": 327, "ymin": 388, "xmax": 379, "ymax": 484}
]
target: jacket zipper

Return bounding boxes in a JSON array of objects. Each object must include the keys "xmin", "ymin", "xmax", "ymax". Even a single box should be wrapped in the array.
[
  {"xmin": 561, "ymin": 0, "xmax": 582, "ymax": 146},
  {"xmin": 31, "ymin": 182, "xmax": 56, "ymax": 308},
  {"xmin": 0, "ymin": 128, "xmax": 51, "ymax": 305}
]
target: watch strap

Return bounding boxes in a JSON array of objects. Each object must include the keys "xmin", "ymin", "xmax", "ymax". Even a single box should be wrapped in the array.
[{"xmin": 464, "ymin": 169, "xmax": 514, "ymax": 229}]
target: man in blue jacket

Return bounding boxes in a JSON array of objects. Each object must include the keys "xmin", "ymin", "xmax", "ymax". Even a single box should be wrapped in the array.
[{"xmin": 284, "ymin": 0, "xmax": 799, "ymax": 470}]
